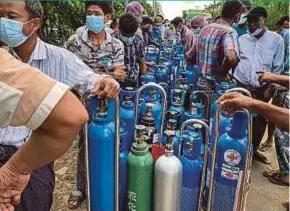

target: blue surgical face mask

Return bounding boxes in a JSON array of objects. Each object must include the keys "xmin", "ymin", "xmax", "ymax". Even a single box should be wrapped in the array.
[
  {"xmin": 0, "ymin": 17, "xmax": 34, "ymax": 47},
  {"xmin": 86, "ymin": 15, "xmax": 104, "ymax": 33},
  {"xmin": 119, "ymin": 33, "xmax": 135, "ymax": 44}
]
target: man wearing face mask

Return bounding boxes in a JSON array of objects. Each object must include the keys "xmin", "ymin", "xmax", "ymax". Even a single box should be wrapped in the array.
[
  {"xmin": 0, "ymin": 1, "xmax": 120, "ymax": 210},
  {"xmin": 148, "ymin": 16, "xmax": 163, "ymax": 47},
  {"xmin": 196, "ymin": 0, "xmax": 243, "ymax": 102},
  {"xmin": 114, "ymin": 13, "xmax": 147, "ymax": 88},
  {"xmin": 233, "ymin": 3, "xmax": 251, "ymax": 37},
  {"xmin": 66, "ymin": 2, "xmax": 125, "ymax": 209},
  {"xmin": 233, "ymin": 6, "xmax": 284, "ymax": 164},
  {"xmin": 141, "ymin": 16, "xmax": 153, "ymax": 47},
  {"xmin": 172, "ymin": 17, "xmax": 197, "ymax": 62},
  {"xmin": 67, "ymin": 2, "xmax": 125, "ymax": 83}
]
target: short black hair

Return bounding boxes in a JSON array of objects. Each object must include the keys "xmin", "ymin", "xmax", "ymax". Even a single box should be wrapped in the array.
[
  {"xmin": 142, "ymin": 16, "xmax": 153, "ymax": 25},
  {"xmin": 278, "ymin": 15, "xmax": 289, "ymax": 26},
  {"xmin": 164, "ymin": 19, "xmax": 169, "ymax": 23},
  {"xmin": 25, "ymin": 0, "xmax": 43, "ymax": 19},
  {"xmin": 221, "ymin": 1, "xmax": 243, "ymax": 19},
  {"xmin": 172, "ymin": 17, "xmax": 183, "ymax": 26},
  {"xmin": 85, "ymin": 1, "xmax": 112, "ymax": 15},
  {"xmin": 119, "ymin": 13, "xmax": 139, "ymax": 34}
]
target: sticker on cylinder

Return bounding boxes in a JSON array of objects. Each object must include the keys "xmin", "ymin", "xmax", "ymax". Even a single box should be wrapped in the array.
[
  {"xmin": 221, "ymin": 164, "xmax": 240, "ymax": 180},
  {"xmin": 224, "ymin": 149, "xmax": 241, "ymax": 166}
]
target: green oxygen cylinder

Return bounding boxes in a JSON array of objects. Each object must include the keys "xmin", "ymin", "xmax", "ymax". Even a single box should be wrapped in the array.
[{"xmin": 126, "ymin": 125, "xmax": 153, "ymax": 211}]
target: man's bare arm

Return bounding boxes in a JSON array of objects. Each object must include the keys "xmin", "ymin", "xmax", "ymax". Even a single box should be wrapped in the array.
[
  {"xmin": 7, "ymin": 90, "xmax": 88, "ymax": 174},
  {"xmin": 218, "ymin": 93, "xmax": 289, "ymax": 131}
]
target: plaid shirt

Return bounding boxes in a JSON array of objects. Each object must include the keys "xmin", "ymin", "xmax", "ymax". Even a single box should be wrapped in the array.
[{"xmin": 196, "ymin": 19, "xmax": 239, "ymax": 75}]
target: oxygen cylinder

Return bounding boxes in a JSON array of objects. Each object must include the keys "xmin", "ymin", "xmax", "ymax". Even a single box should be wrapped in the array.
[
  {"xmin": 145, "ymin": 45, "xmax": 159, "ymax": 63},
  {"xmin": 180, "ymin": 134, "xmax": 203, "ymax": 211},
  {"xmin": 155, "ymin": 65, "xmax": 169, "ymax": 84},
  {"xmin": 127, "ymin": 125, "xmax": 153, "ymax": 211},
  {"xmin": 210, "ymin": 111, "xmax": 249, "ymax": 211},
  {"xmin": 119, "ymin": 139, "xmax": 128, "ymax": 211},
  {"xmin": 185, "ymin": 63, "xmax": 201, "ymax": 89},
  {"xmin": 140, "ymin": 75, "xmax": 156, "ymax": 86},
  {"xmin": 154, "ymin": 130, "xmax": 182, "ymax": 211},
  {"xmin": 181, "ymin": 91, "xmax": 209, "ymax": 125},
  {"xmin": 140, "ymin": 89, "xmax": 163, "ymax": 133},
  {"xmin": 179, "ymin": 119, "xmax": 211, "ymax": 211},
  {"xmin": 140, "ymin": 103, "xmax": 158, "ymax": 148},
  {"xmin": 120, "ymin": 87, "xmax": 136, "ymax": 151},
  {"xmin": 162, "ymin": 119, "xmax": 181, "ymax": 157},
  {"xmin": 169, "ymin": 89, "xmax": 186, "ymax": 117},
  {"xmin": 83, "ymin": 95, "xmax": 119, "ymax": 211},
  {"xmin": 176, "ymin": 73, "xmax": 191, "ymax": 111}
]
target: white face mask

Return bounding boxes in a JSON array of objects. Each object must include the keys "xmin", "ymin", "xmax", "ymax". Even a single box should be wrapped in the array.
[{"xmin": 247, "ymin": 20, "xmax": 265, "ymax": 37}]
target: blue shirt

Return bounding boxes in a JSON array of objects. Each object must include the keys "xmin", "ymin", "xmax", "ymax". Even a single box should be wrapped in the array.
[{"xmin": 233, "ymin": 23, "xmax": 248, "ymax": 37}]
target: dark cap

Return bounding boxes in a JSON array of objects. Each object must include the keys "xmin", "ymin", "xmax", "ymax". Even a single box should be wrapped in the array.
[{"xmin": 246, "ymin": 6, "xmax": 268, "ymax": 18}]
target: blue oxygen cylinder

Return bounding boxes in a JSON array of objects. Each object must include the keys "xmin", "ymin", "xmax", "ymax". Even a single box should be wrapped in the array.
[
  {"xmin": 211, "ymin": 111, "xmax": 248, "ymax": 211},
  {"xmin": 155, "ymin": 65, "xmax": 169, "ymax": 84},
  {"xmin": 182, "ymin": 103, "xmax": 205, "ymax": 124},
  {"xmin": 120, "ymin": 87, "xmax": 136, "ymax": 151},
  {"xmin": 119, "ymin": 126, "xmax": 128, "ymax": 211},
  {"xmin": 85, "ymin": 96, "xmax": 117, "ymax": 211},
  {"xmin": 145, "ymin": 45, "xmax": 159, "ymax": 63},
  {"xmin": 162, "ymin": 119, "xmax": 181, "ymax": 157},
  {"xmin": 169, "ymin": 89, "xmax": 186, "ymax": 117},
  {"xmin": 140, "ymin": 91, "xmax": 163, "ymax": 133},
  {"xmin": 180, "ymin": 133, "xmax": 203, "ymax": 211}
]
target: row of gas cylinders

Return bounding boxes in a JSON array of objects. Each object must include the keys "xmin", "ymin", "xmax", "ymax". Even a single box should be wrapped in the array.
[{"xmin": 82, "ymin": 80, "xmax": 253, "ymax": 211}]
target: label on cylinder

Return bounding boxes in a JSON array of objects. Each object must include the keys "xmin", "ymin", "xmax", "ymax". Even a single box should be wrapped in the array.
[
  {"xmin": 128, "ymin": 191, "xmax": 137, "ymax": 211},
  {"xmin": 221, "ymin": 164, "xmax": 239, "ymax": 180},
  {"xmin": 224, "ymin": 150, "xmax": 241, "ymax": 166}
]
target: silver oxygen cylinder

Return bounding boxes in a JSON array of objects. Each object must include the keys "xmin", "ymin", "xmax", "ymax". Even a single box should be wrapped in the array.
[{"xmin": 153, "ymin": 130, "xmax": 182, "ymax": 211}]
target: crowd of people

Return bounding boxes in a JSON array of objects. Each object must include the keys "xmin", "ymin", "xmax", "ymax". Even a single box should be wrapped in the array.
[{"xmin": 0, "ymin": 0, "xmax": 288, "ymax": 211}]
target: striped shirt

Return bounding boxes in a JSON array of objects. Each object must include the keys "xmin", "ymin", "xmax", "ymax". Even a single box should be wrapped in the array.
[
  {"xmin": 66, "ymin": 28, "xmax": 124, "ymax": 72},
  {"xmin": 196, "ymin": 19, "xmax": 239, "ymax": 75},
  {"xmin": 0, "ymin": 39, "xmax": 105, "ymax": 147}
]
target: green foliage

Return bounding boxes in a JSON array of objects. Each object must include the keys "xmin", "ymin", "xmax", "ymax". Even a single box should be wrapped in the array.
[{"xmin": 40, "ymin": 1, "xmax": 85, "ymax": 46}]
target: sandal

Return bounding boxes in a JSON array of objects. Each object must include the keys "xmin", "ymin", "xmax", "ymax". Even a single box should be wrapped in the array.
[
  {"xmin": 268, "ymin": 175, "xmax": 289, "ymax": 187},
  {"xmin": 254, "ymin": 151, "xmax": 271, "ymax": 164},
  {"xmin": 68, "ymin": 190, "xmax": 85, "ymax": 210},
  {"xmin": 282, "ymin": 201, "xmax": 289, "ymax": 210},
  {"xmin": 263, "ymin": 167, "xmax": 281, "ymax": 177}
]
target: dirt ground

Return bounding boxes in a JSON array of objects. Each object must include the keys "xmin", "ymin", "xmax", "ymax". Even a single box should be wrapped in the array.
[{"xmin": 52, "ymin": 141, "xmax": 86, "ymax": 211}]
